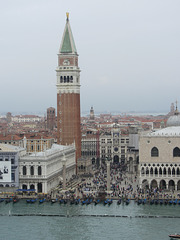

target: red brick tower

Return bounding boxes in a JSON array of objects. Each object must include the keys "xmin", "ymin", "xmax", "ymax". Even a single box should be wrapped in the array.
[
  {"xmin": 56, "ymin": 13, "xmax": 81, "ymax": 168},
  {"xmin": 47, "ymin": 107, "xmax": 56, "ymax": 131}
]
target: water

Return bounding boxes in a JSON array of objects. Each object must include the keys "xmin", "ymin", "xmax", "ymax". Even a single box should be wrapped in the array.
[{"xmin": 0, "ymin": 200, "xmax": 179, "ymax": 240}]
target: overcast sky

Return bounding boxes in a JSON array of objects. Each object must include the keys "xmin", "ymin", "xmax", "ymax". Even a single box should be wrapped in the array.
[{"xmin": 0, "ymin": 0, "xmax": 180, "ymax": 115}]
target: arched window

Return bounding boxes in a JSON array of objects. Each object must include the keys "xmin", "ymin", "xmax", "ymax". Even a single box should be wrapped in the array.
[
  {"xmin": 141, "ymin": 167, "xmax": 145, "ymax": 175},
  {"xmin": 30, "ymin": 166, "xmax": 34, "ymax": 176},
  {"xmin": 172, "ymin": 167, "xmax": 175, "ymax": 175},
  {"xmin": 23, "ymin": 166, "xmax": 27, "ymax": 175},
  {"xmin": 31, "ymin": 145, "xmax": 33, "ymax": 151},
  {"xmin": 159, "ymin": 167, "xmax": 162, "ymax": 175},
  {"xmin": 38, "ymin": 166, "xmax": 42, "ymax": 176},
  {"xmin": 168, "ymin": 167, "xmax": 171, "ymax": 176},
  {"xmin": 22, "ymin": 184, "xmax": 27, "ymax": 190},
  {"xmin": 67, "ymin": 76, "xmax": 69, "ymax": 83},
  {"xmin": 150, "ymin": 167, "xmax": 153, "ymax": 176},
  {"xmin": 64, "ymin": 76, "xmax": 66, "ymax": 83},
  {"xmin": 70, "ymin": 76, "xmax": 73, "ymax": 83},
  {"xmin": 60, "ymin": 76, "xmax": 63, "ymax": 83},
  {"xmin": 177, "ymin": 168, "xmax": 180, "ymax": 175},
  {"xmin": 155, "ymin": 167, "xmax": 158, "ymax": 175},
  {"xmin": 37, "ymin": 145, "xmax": 40, "ymax": 151},
  {"xmin": 173, "ymin": 147, "xmax": 180, "ymax": 157},
  {"xmin": 151, "ymin": 147, "xmax": 159, "ymax": 157},
  {"xmin": 146, "ymin": 167, "xmax": 149, "ymax": 175},
  {"xmin": 163, "ymin": 168, "xmax": 166, "ymax": 175}
]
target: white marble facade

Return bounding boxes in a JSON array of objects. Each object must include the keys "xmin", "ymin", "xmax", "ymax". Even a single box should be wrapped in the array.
[{"xmin": 19, "ymin": 144, "xmax": 76, "ymax": 193}]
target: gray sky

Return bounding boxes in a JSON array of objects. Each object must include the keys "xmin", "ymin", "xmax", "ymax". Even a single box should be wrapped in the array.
[{"xmin": 0, "ymin": 0, "xmax": 180, "ymax": 115}]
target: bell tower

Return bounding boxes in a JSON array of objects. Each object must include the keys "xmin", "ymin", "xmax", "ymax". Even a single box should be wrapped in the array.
[{"xmin": 56, "ymin": 13, "xmax": 81, "ymax": 168}]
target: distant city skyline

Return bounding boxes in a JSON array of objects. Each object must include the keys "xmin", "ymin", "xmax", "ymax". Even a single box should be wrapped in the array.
[{"xmin": 1, "ymin": 1, "xmax": 180, "ymax": 114}]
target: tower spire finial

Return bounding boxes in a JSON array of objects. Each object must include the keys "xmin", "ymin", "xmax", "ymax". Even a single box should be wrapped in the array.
[
  {"xmin": 66, "ymin": 12, "xmax": 69, "ymax": 21},
  {"xmin": 175, "ymin": 100, "xmax": 179, "ymax": 115}
]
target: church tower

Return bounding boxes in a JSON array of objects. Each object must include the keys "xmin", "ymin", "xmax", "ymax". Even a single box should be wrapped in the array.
[{"xmin": 56, "ymin": 13, "xmax": 81, "ymax": 167}]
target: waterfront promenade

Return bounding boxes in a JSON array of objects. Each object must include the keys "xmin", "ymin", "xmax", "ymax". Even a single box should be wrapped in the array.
[{"xmin": 0, "ymin": 165, "xmax": 179, "ymax": 203}]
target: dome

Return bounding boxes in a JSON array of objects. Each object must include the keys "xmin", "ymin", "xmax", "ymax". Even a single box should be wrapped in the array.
[{"xmin": 166, "ymin": 112, "xmax": 180, "ymax": 127}]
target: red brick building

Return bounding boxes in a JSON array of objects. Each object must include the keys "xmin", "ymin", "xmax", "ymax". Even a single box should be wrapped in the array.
[{"xmin": 56, "ymin": 13, "xmax": 81, "ymax": 167}]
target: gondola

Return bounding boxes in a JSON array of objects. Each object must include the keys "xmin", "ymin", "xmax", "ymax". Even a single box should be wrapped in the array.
[
  {"xmin": 5, "ymin": 198, "xmax": 12, "ymax": 204},
  {"xmin": 125, "ymin": 199, "xmax": 130, "ymax": 205},
  {"xmin": 39, "ymin": 198, "xmax": 45, "ymax": 204},
  {"xmin": 70, "ymin": 199, "xmax": 75, "ymax": 205},
  {"xmin": 13, "ymin": 198, "xmax": 19, "ymax": 203},
  {"xmin": 117, "ymin": 199, "xmax": 121, "ymax": 205},
  {"xmin": 94, "ymin": 199, "xmax": 100, "ymax": 205},
  {"xmin": 108, "ymin": 199, "xmax": 113, "ymax": 205},
  {"xmin": 75, "ymin": 199, "xmax": 80, "ymax": 205},
  {"xmin": 0, "ymin": 198, "xmax": 4, "ymax": 203}
]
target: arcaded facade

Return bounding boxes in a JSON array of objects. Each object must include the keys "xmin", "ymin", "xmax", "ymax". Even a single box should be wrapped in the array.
[{"xmin": 139, "ymin": 126, "xmax": 180, "ymax": 190}]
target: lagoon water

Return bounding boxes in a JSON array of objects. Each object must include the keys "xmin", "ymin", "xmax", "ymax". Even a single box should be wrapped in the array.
[{"xmin": 0, "ymin": 200, "xmax": 180, "ymax": 240}]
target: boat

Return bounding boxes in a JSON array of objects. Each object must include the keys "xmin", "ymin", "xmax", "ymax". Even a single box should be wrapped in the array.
[
  {"xmin": 13, "ymin": 198, "xmax": 19, "ymax": 203},
  {"xmin": 5, "ymin": 198, "xmax": 12, "ymax": 204},
  {"xmin": 51, "ymin": 199, "xmax": 58, "ymax": 204},
  {"xmin": 108, "ymin": 199, "xmax": 113, "ymax": 205},
  {"xmin": 169, "ymin": 234, "xmax": 180, "ymax": 239},
  {"xmin": 39, "ymin": 198, "xmax": 45, "ymax": 204},
  {"xmin": 31, "ymin": 198, "xmax": 37, "ymax": 203},
  {"xmin": 94, "ymin": 199, "xmax": 100, "ymax": 205},
  {"xmin": 125, "ymin": 199, "xmax": 130, "ymax": 205},
  {"xmin": 75, "ymin": 199, "xmax": 80, "ymax": 205},
  {"xmin": 0, "ymin": 198, "xmax": 4, "ymax": 203},
  {"xmin": 70, "ymin": 199, "xmax": 75, "ymax": 205},
  {"xmin": 117, "ymin": 199, "xmax": 121, "ymax": 205}
]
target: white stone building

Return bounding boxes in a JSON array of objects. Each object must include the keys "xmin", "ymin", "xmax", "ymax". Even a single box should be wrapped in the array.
[
  {"xmin": 139, "ymin": 112, "xmax": 180, "ymax": 191},
  {"xmin": 19, "ymin": 144, "xmax": 76, "ymax": 193},
  {"xmin": 100, "ymin": 126, "xmax": 129, "ymax": 164}
]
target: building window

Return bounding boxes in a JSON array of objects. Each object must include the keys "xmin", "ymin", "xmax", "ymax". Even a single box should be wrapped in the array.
[
  {"xmin": 11, "ymin": 172, "xmax": 15, "ymax": 181},
  {"xmin": 151, "ymin": 147, "xmax": 159, "ymax": 157},
  {"xmin": 30, "ymin": 166, "xmax": 34, "ymax": 176},
  {"xmin": 23, "ymin": 166, "xmax": 27, "ymax": 175},
  {"xmin": 38, "ymin": 166, "xmax": 42, "ymax": 176},
  {"xmin": 173, "ymin": 147, "xmax": 180, "ymax": 157},
  {"xmin": 11, "ymin": 158, "xmax": 15, "ymax": 164}
]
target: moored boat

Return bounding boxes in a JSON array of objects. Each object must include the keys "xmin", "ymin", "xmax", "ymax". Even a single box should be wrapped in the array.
[
  {"xmin": 51, "ymin": 199, "xmax": 58, "ymax": 204},
  {"xmin": 39, "ymin": 198, "xmax": 45, "ymax": 204},
  {"xmin": 169, "ymin": 234, "xmax": 180, "ymax": 239},
  {"xmin": 117, "ymin": 199, "xmax": 121, "ymax": 205}
]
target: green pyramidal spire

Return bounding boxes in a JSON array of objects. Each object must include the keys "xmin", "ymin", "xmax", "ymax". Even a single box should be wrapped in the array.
[{"xmin": 59, "ymin": 13, "xmax": 77, "ymax": 54}]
